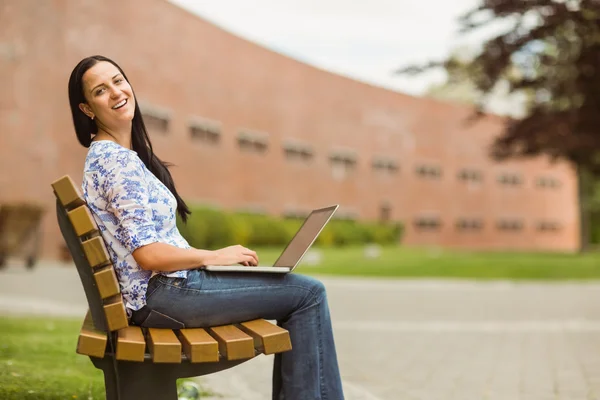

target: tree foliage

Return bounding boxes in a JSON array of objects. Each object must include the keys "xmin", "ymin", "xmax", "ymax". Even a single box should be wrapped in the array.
[{"xmin": 399, "ymin": 0, "xmax": 600, "ymax": 175}]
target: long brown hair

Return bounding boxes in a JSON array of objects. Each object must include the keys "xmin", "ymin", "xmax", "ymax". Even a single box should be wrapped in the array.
[{"xmin": 68, "ymin": 55, "xmax": 190, "ymax": 222}]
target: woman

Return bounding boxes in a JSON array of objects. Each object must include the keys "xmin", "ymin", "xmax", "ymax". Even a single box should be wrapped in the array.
[{"xmin": 68, "ymin": 55, "xmax": 345, "ymax": 400}]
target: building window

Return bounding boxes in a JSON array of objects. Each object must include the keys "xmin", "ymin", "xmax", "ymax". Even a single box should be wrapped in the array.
[
  {"xmin": 536, "ymin": 221, "xmax": 561, "ymax": 232},
  {"xmin": 139, "ymin": 102, "xmax": 170, "ymax": 134},
  {"xmin": 456, "ymin": 218, "xmax": 484, "ymax": 231},
  {"xmin": 189, "ymin": 117, "xmax": 221, "ymax": 145},
  {"xmin": 458, "ymin": 168, "xmax": 483, "ymax": 182},
  {"xmin": 535, "ymin": 176, "xmax": 561, "ymax": 188},
  {"xmin": 237, "ymin": 129, "xmax": 269, "ymax": 153},
  {"xmin": 497, "ymin": 173, "xmax": 522, "ymax": 186},
  {"xmin": 414, "ymin": 216, "xmax": 442, "ymax": 230},
  {"xmin": 283, "ymin": 139, "xmax": 314, "ymax": 163},
  {"xmin": 380, "ymin": 203, "xmax": 392, "ymax": 222},
  {"xmin": 415, "ymin": 164, "xmax": 442, "ymax": 179},
  {"xmin": 329, "ymin": 148, "xmax": 357, "ymax": 180},
  {"xmin": 496, "ymin": 219, "xmax": 524, "ymax": 231},
  {"xmin": 372, "ymin": 156, "xmax": 399, "ymax": 174}
]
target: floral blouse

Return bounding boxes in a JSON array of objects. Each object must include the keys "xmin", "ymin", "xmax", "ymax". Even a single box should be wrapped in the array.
[{"xmin": 82, "ymin": 141, "xmax": 189, "ymax": 315}]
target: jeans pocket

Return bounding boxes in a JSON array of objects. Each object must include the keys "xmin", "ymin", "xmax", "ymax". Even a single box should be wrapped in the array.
[
  {"xmin": 140, "ymin": 309, "xmax": 185, "ymax": 329},
  {"xmin": 145, "ymin": 277, "xmax": 162, "ymax": 302}
]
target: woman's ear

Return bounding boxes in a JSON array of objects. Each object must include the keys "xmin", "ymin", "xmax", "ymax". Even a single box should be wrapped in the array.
[{"xmin": 79, "ymin": 103, "xmax": 94, "ymax": 119}]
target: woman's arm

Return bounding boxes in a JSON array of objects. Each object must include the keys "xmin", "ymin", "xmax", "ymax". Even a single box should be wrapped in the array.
[
  {"xmin": 98, "ymin": 151, "xmax": 259, "ymax": 272},
  {"xmin": 133, "ymin": 243, "xmax": 259, "ymax": 272}
]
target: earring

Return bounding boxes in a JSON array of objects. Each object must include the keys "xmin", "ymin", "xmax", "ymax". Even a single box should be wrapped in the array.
[{"xmin": 91, "ymin": 115, "xmax": 95, "ymax": 120}]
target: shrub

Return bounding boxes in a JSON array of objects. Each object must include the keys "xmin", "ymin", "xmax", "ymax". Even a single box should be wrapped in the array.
[
  {"xmin": 178, "ymin": 205, "xmax": 404, "ymax": 248},
  {"xmin": 235, "ymin": 213, "xmax": 291, "ymax": 247},
  {"xmin": 592, "ymin": 211, "xmax": 600, "ymax": 245},
  {"xmin": 177, "ymin": 206, "xmax": 250, "ymax": 249}
]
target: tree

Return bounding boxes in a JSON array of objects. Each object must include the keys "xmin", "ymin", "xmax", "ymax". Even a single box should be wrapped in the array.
[
  {"xmin": 398, "ymin": 0, "xmax": 600, "ymax": 250},
  {"xmin": 425, "ymin": 45, "xmax": 530, "ymax": 118}
]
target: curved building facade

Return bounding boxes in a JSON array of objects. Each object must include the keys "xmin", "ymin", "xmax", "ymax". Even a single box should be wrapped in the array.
[{"xmin": 0, "ymin": 0, "xmax": 580, "ymax": 259}]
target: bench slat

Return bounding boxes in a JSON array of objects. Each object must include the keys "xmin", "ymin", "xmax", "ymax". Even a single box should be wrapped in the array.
[
  {"xmin": 82, "ymin": 236, "xmax": 111, "ymax": 268},
  {"xmin": 103, "ymin": 296, "xmax": 129, "ymax": 331},
  {"xmin": 179, "ymin": 328, "xmax": 219, "ymax": 363},
  {"xmin": 116, "ymin": 326, "xmax": 146, "ymax": 362},
  {"xmin": 239, "ymin": 319, "xmax": 292, "ymax": 355},
  {"xmin": 68, "ymin": 205, "xmax": 98, "ymax": 237},
  {"xmin": 209, "ymin": 325, "xmax": 255, "ymax": 360},
  {"xmin": 147, "ymin": 328, "xmax": 182, "ymax": 363},
  {"xmin": 94, "ymin": 266, "xmax": 120, "ymax": 299},
  {"xmin": 77, "ymin": 310, "xmax": 107, "ymax": 358},
  {"xmin": 51, "ymin": 175, "xmax": 85, "ymax": 209}
]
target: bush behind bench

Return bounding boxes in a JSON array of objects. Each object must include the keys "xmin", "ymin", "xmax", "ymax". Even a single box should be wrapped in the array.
[{"xmin": 177, "ymin": 206, "xmax": 404, "ymax": 249}]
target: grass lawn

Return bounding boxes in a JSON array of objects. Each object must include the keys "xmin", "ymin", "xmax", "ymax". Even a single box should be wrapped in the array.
[
  {"xmin": 254, "ymin": 245, "xmax": 600, "ymax": 280},
  {"xmin": 0, "ymin": 317, "xmax": 105, "ymax": 400},
  {"xmin": 0, "ymin": 317, "xmax": 207, "ymax": 400}
]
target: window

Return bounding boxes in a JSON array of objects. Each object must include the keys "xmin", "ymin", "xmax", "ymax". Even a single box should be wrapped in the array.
[
  {"xmin": 139, "ymin": 102, "xmax": 170, "ymax": 134},
  {"xmin": 372, "ymin": 156, "xmax": 399, "ymax": 174},
  {"xmin": 283, "ymin": 139, "xmax": 314, "ymax": 163},
  {"xmin": 415, "ymin": 164, "xmax": 442, "ymax": 179},
  {"xmin": 380, "ymin": 203, "xmax": 392, "ymax": 222},
  {"xmin": 535, "ymin": 176, "xmax": 561, "ymax": 189},
  {"xmin": 189, "ymin": 117, "xmax": 221, "ymax": 145},
  {"xmin": 496, "ymin": 219, "xmax": 524, "ymax": 231},
  {"xmin": 414, "ymin": 216, "xmax": 442, "ymax": 230},
  {"xmin": 329, "ymin": 149, "xmax": 357, "ymax": 180},
  {"xmin": 536, "ymin": 221, "xmax": 561, "ymax": 232},
  {"xmin": 237, "ymin": 129, "xmax": 269, "ymax": 153},
  {"xmin": 143, "ymin": 114, "xmax": 169, "ymax": 133},
  {"xmin": 456, "ymin": 218, "xmax": 484, "ymax": 231},
  {"xmin": 458, "ymin": 168, "xmax": 483, "ymax": 182},
  {"xmin": 497, "ymin": 173, "xmax": 522, "ymax": 186}
]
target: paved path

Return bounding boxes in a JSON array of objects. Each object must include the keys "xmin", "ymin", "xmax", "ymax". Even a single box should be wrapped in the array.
[{"xmin": 3, "ymin": 261, "xmax": 600, "ymax": 399}]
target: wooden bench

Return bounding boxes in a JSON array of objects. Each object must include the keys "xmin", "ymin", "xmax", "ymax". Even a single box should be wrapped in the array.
[{"xmin": 51, "ymin": 175, "xmax": 292, "ymax": 400}]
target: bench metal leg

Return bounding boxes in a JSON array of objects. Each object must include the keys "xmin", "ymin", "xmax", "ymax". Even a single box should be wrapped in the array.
[
  {"xmin": 90, "ymin": 355, "xmax": 250, "ymax": 399},
  {"xmin": 93, "ymin": 358, "xmax": 178, "ymax": 400}
]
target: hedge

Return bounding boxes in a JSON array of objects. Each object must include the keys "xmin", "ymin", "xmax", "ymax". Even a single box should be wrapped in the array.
[
  {"xmin": 592, "ymin": 211, "xmax": 600, "ymax": 244},
  {"xmin": 177, "ymin": 206, "xmax": 404, "ymax": 249}
]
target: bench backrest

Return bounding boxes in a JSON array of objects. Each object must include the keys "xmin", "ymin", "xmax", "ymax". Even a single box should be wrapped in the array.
[{"xmin": 52, "ymin": 175, "xmax": 129, "ymax": 333}]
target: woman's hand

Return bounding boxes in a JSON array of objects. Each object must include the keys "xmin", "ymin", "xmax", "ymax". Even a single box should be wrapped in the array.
[{"xmin": 208, "ymin": 245, "xmax": 259, "ymax": 266}]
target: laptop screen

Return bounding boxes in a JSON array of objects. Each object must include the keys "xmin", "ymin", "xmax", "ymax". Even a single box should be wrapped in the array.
[{"xmin": 273, "ymin": 205, "xmax": 338, "ymax": 268}]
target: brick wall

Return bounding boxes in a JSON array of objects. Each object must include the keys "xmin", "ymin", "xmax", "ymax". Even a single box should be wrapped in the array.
[{"xmin": 0, "ymin": 0, "xmax": 580, "ymax": 260}]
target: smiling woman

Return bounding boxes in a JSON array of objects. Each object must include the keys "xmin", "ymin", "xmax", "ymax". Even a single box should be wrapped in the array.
[
  {"xmin": 66, "ymin": 55, "xmax": 346, "ymax": 399},
  {"xmin": 67, "ymin": 56, "xmax": 190, "ymax": 223}
]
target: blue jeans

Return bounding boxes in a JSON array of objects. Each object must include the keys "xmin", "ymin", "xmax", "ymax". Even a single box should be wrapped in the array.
[{"xmin": 133, "ymin": 269, "xmax": 345, "ymax": 400}]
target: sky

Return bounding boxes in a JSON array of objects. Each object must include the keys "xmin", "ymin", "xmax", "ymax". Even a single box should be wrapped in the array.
[{"xmin": 168, "ymin": 0, "xmax": 505, "ymax": 97}]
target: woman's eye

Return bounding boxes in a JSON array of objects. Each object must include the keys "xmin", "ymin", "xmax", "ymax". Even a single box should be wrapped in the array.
[
  {"xmin": 95, "ymin": 88, "xmax": 105, "ymax": 95},
  {"xmin": 115, "ymin": 78, "xmax": 123, "ymax": 84}
]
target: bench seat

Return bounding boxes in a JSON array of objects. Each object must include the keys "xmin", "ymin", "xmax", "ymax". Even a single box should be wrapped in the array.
[{"xmin": 78, "ymin": 310, "xmax": 292, "ymax": 363}]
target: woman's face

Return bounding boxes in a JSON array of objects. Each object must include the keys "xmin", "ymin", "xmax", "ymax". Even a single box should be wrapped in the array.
[{"xmin": 79, "ymin": 61, "xmax": 136, "ymax": 127}]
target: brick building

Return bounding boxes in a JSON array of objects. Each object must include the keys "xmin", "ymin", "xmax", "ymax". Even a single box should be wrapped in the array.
[{"xmin": 0, "ymin": 0, "xmax": 580, "ymax": 260}]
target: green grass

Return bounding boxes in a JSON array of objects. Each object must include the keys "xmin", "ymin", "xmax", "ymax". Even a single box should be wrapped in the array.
[
  {"xmin": 254, "ymin": 245, "xmax": 600, "ymax": 280},
  {"xmin": 0, "ymin": 317, "xmax": 209, "ymax": 400},
  {"xmin": 0, "ymin": 317, "xmax": 105, "ymax": 400}
]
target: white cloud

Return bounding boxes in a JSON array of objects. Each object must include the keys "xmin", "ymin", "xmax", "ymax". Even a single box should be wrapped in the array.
[{"xmin": 168, "ymin": 0, "xmax": 504, "ymax": 95}]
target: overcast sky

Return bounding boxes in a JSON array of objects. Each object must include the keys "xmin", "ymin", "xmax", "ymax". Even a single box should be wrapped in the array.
[{"xmin": 168, "ymin": 0, "xmax": 504, "ymax": 96}]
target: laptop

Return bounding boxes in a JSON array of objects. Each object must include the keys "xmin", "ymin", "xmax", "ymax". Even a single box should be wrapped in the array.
[{"xmin": 203, "ymin": 205, "xmax": 339, "ymax": 273}]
